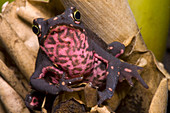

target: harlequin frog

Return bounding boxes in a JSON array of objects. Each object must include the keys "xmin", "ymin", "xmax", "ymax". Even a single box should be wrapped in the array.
[{"xmin": 27, "ymin": 7, "xmax": 148, "ymax": 110}]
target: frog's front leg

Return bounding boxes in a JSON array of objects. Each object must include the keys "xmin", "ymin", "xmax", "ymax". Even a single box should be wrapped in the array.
[
  {"xmin": 30, "ymin": 49, "xmax": 83, "ymax": 95},
  {"xmin": 31, "ymin": 67, "xmax": 83, "ymax": 94}
]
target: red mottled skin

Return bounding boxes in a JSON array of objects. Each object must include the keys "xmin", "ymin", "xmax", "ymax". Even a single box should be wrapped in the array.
[{"xmin": 26, "ymin": 7, "xmax": 148, "ymax": 110}]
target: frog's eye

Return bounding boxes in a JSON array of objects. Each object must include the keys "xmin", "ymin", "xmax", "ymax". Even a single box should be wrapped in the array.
[
  {"xmin": 73, "ymin": 10, "xmax": 81, "ymax": 21},
  {"xmin": 32, "ymin": 25, "xmax": 40, "ymax": 35}
]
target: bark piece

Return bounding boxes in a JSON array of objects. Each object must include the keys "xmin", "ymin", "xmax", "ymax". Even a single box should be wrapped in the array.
[
  {"xmin": 84, "ymin": 83, "xmax": 97, "ymax": 107},
  {"xmin": 53, "ymin": 99, "xmax": 85, "ymax": 113},
  {"xmin": 91, "ymin": 105, "xmax": 114, "ymax": 113}
]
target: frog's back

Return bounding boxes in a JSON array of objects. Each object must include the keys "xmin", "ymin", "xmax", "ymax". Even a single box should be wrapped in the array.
[{"xmin": 41, "ymin": 25, "xmax": 95, "ymax": 78}]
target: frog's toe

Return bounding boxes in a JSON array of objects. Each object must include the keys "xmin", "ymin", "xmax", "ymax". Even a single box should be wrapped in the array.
[
  {"xmin": 120, "ymin": 62, "xmax": 149, "ymax": 88},
  {"xmin": 126, "ymin": 76, "xmax": 134, "ymax": 87},
  {"xmin": 130, "ymin": 70, "xmax": 148, "ymax": 88}
]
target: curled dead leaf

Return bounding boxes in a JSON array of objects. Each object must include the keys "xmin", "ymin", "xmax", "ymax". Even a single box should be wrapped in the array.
[
  {"xmin": 149, "ymin": 78, "xmax": 168, "ymax": 113},
  {"xmin": 91, "ymin": 105, "xmax": 114, "ymax": 113}
]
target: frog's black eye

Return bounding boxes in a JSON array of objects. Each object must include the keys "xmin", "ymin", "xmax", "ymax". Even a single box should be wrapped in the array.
[
  {"xmin": 32, "ymin": 25, "xmax": 40, "ymax": 35},
  {"xmin": 73, "ymin": 10, "xmax": 81, "ymax": 21}
]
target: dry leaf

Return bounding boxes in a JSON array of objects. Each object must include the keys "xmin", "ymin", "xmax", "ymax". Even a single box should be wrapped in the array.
[
  {"xmin": 149, "ymin": 78, "xmax": 168, "ymax": 113},
  {"xmin": 91, "ymin": 105, "xmax": 114, "ymax": 113}
]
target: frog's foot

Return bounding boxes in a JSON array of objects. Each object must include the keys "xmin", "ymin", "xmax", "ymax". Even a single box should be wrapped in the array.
[
  {"xmin": 25, "ymin": 90, "xmax": 45, "ymax": 111},
  {"xmin": 58, "ymin": 73, "xmax": 83, "ymax": 92},
  {"xmin": 119, "ymin": 62, "xmax": 149, "ymax": 88},
  {"xmin": 97, "ymin": 89, "xmax": 113, "ymax": 105},
  {"xmin": 107, "ymin": 41, "xmax": 125, "ymax": 58}
]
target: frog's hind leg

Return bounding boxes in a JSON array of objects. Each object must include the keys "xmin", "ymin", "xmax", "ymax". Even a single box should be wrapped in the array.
[
  {"xmin": 90, "ymin": 40, "xmax": 122, "ymax": 105},
  {"xmin": 119, "ymin": 62, "xmax": 149, "ymax": 89},
  {"xmin": 107, "ymin": 41, "xmax": 125, "ymax": 57},
  {"xmin": 90, "ymin": 40, "xmax": 148, "ymax": 105},
  {"xmin": 97, "ymin": 60, "xmax": 120, "ymax": 105}
]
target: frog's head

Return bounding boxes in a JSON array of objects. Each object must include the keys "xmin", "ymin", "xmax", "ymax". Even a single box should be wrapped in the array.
[{"xmin": 32, "ymin": 7, "xmax": 85, "ymax": 45}]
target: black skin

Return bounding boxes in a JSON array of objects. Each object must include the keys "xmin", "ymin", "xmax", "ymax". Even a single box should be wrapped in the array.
[{"xmin": 28, "ymin": 7, "xmax": 149, "ymax": 110}]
